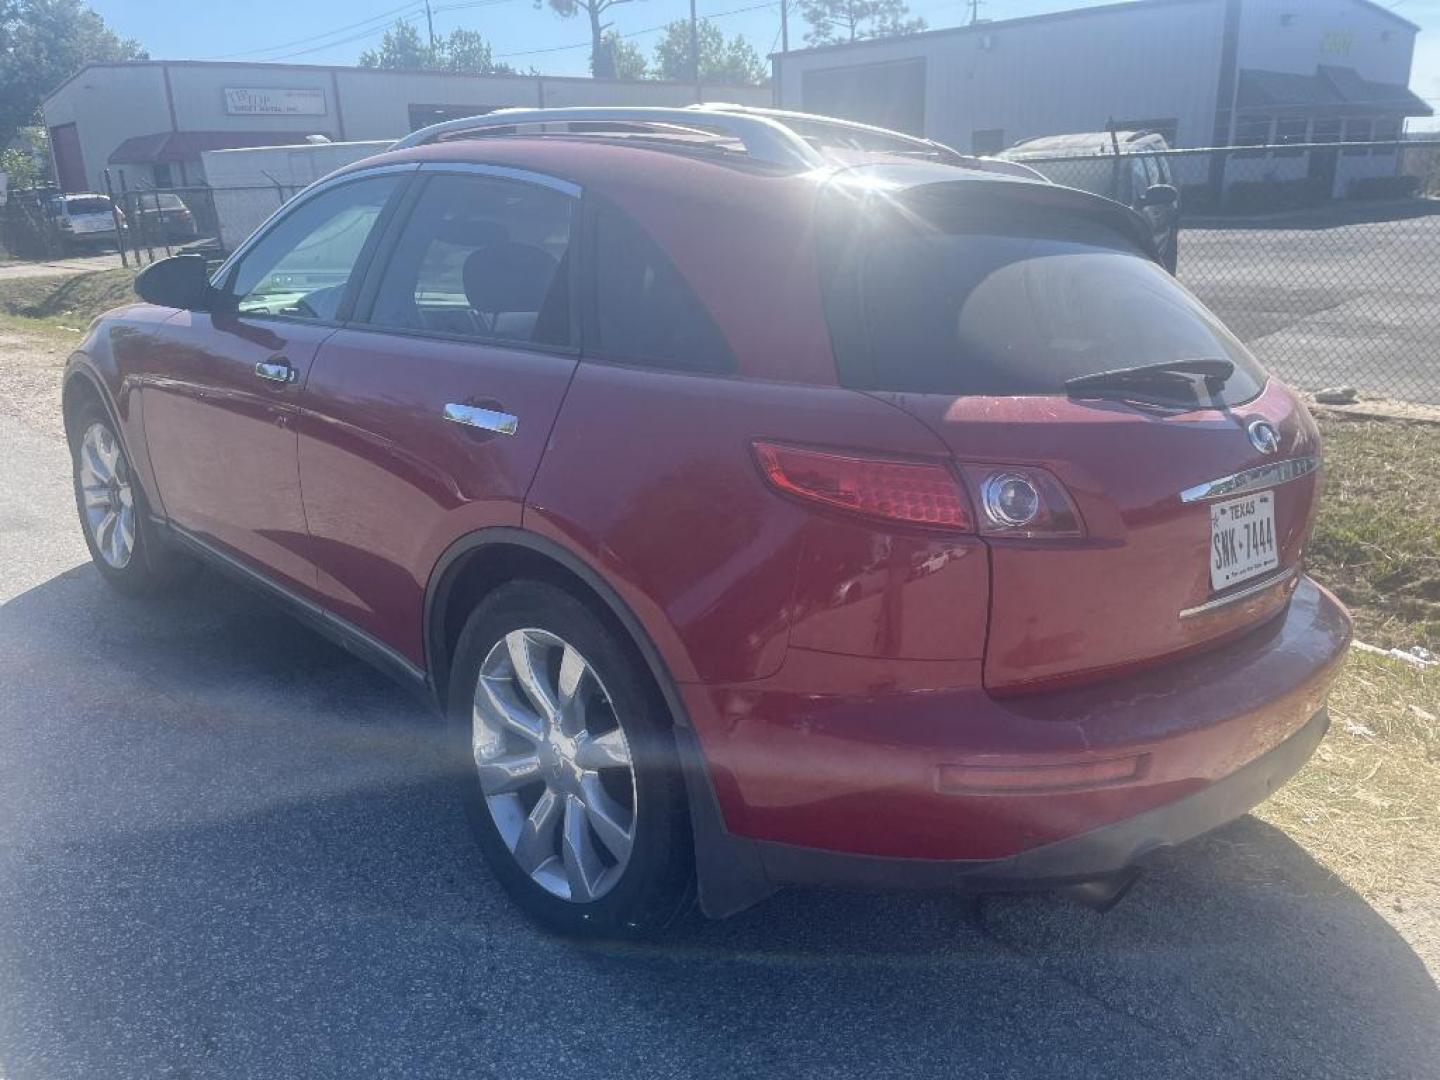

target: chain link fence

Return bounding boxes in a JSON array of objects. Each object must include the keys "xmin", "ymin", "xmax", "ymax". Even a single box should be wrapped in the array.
[{"xmin": 1014, "ymin": 139, "xmax": 1440, "ymax": 406}]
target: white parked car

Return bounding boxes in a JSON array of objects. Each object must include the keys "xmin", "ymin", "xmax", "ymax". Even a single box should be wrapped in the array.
[{"xmin": 47, "ymin": 193, "xmax": 124, "ymax": 250}]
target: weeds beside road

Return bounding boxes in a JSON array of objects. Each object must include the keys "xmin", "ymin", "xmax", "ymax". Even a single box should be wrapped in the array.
[{"xmin": 0, "ymin": 270, "xmax": 1435, "ymax": 971}]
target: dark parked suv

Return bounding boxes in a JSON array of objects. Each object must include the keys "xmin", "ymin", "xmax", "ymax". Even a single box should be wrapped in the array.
[
  {"xmin": 999, "ymin": 130, "xmax": 1183, "ymax": 272},
  {"xmin": 64, "ymin": 105, "xmax": 1349, "ymax": 936}
]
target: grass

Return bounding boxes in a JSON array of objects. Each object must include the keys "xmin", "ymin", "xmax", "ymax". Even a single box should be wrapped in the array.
[
  {"xmin": 1257, "ymin": 651, "xmax": 1438, "ymax": 904},
  {"xmin": 1307, "ymin": 416, "xmax": 1440, "ymax": 653},
  {"xmin": 0, "ymin": 267, "xmax": 138, "ymax": 340}
]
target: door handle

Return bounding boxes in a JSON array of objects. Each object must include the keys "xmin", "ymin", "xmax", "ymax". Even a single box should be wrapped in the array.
[
  {"xmin": 255, "ymin": 359, "xmax": 297, "ymax": 384},
  {"xmin": 444, "ymin": 402, "xmax": 518, "ymax": 436}
]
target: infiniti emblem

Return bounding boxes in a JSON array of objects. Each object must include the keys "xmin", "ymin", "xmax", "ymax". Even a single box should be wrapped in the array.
[{"xmin": 1247, "ymin": 420, "xmax": 1281, "ymax": 455}]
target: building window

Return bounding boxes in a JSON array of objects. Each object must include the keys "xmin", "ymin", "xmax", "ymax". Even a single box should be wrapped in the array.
[
  {"xmin": 1274, "ymin": 117, "xmax": 1307, "ymax": 157},
  {"xmin": 1372, "ymin": 117, "xmax": 1401, "ymax": 155},
  {"xmin": 971, "ymin": 129, "xmax": 1005, "ymax": 155},
  {"xmin": 1343, "ymin": 118, "xmax": 1372, "ymax": 156},
  {"xmin": 1234, "ymin": 114, "xmax": 1272, "ymax": 158},
  {"xmin": 1311, "ymin": 118, "xmax": 1342, "ymax": 144}
]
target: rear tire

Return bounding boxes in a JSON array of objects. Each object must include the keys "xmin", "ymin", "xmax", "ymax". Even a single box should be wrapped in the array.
[
  {"xmin": 70, "ymin": 401, "xmax": 176, "ymax": 597},
  {"xmin": 447, "ymin": 580, "xmax": 693, "ymax": 937}
]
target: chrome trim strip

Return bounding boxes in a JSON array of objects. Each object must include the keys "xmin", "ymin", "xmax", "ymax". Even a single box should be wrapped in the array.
[
  {"xmin": 1179, "ymin": 566, "xmax": 1299, "ymax": 620},
  {"xmin": 415, "ymin": 161, "xmax": 581, "ymax": 198},
  {"xmin": 443, "ymin": 402, "xmax": 518, "ymax": 435},
  {"xmin": 1179, "ymin": 455, "xmax": 1319, "ymax": 504}
]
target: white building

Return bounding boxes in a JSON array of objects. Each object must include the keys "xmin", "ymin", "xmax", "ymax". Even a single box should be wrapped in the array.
[
  {"xmin": 41, "ymin": 60, "xmax": 770, "ymax": 195},
  {"xmin": 773, "ymin": 0, "xmax": 1430, "ymax": 197}
]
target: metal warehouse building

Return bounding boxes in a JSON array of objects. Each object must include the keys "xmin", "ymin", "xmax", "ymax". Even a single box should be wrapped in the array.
[
  {"xmin": 774, "ymin": 0, "xmax": 1430, "ymax": 191},
  {"xmin": 41, "ymin": 61, "xmax": 769, "ymax": 194}
]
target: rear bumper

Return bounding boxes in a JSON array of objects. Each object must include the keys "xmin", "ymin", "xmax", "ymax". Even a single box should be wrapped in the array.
[
  {"xmin": 678, "ymin": 577, "xmax": 1351, "ymax": 915},
  {"xmin": 750, "ymin": 705, "xmax": 1328, "ymax": 892}
]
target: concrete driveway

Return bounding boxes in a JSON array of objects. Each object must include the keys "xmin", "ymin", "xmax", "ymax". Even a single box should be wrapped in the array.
[{"xmin": 1, "ymin": 407, "xmax": 1438, "ymax": 1079}]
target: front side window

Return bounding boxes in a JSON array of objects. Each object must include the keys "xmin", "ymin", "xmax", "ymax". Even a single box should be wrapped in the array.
[
  {"xmin": 229, "ymin": 174, "xmax": 401, "ymax": 321},
  {"xmin": 364, "ymin": 172, "xmax": 575, "ymax": 348}
]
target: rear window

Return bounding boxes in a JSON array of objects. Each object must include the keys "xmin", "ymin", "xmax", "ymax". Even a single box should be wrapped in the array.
[
  {"xmin": 148, "ymin": 194, "xmax": 186, "ymax": 210},
  {"xmin": 64, "ymin": 196, "xmax": 112, "ymax": 214},
  {"xmin": 821, "ymin": 193, "xmax": 1266, "ymax": 406}
]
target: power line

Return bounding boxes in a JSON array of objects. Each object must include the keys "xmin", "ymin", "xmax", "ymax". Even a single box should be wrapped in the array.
[
  {"xmin": 495, "ymin": 0, "xmax": 775, "ymax": 58},
  {"xmin": 200, "ymin": 1, "xmax": 426, "ymax": 60}
]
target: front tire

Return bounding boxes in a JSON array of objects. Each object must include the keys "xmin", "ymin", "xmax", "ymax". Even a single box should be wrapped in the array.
[
  {"xmin": 70, "ymin": 402, "xmax": 172, "ymax": 596},
  {"xmin": 447, "ymin": 580, "xmax": 693, "ymax": 937}
]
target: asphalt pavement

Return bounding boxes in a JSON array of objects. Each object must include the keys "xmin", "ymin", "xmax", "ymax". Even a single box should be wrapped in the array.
[
  {"xmin": 2, "ymin": 410, "xmax": 1438, "ymax": 1079},
  {"xmin": 1180, "ymin": 204, "xmax": 1440, "ymax": 405}
]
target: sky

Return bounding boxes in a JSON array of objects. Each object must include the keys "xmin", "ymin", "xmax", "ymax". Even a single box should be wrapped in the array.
[{"xmin": 86, "ymin": 0, "xmax": 1440, "ymax": 129}]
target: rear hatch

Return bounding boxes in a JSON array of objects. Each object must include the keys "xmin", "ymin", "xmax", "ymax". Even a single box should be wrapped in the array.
[{"xmin": 818, "ymin": 170, "xmax": 1322, "ymax": 692}]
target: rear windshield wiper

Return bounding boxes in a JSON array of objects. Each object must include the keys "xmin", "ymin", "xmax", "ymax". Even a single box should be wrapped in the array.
[{"xmin": 1064, "ymin": 358, "xmax": 1235, "ymax": 399}]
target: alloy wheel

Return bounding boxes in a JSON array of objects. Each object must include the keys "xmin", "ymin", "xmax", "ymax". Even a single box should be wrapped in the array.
[
  {"xmin": 78, "ymin": 422, "xmax": 136, "ymax": 570},
  {"xmin": 472, "ymin": 628, "xmax": 638, "ymax": 902}
]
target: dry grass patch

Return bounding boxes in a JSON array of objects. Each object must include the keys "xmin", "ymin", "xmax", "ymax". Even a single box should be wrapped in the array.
[{"xmin": 1257, "ymin": 650, "xmax": 1439, "ymax": 905}]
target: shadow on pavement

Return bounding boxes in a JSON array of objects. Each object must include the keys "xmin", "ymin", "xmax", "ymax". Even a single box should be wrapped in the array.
[{"xmin": 1, "ymin": 566, "xmax": 1436, "ymax": 1079}]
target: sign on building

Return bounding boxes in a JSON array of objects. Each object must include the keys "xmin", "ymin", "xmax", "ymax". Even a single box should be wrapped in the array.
[{"xmin": 223, "ymin": 87, "xmax": 327, "ymax": 117}]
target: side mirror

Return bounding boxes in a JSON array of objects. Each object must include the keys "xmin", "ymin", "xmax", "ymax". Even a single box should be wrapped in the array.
[
  {"xmin": 134, "ymin": 254, "xmax": 216, "ymax": 311},
  {"xmin": 1140, "ymin": 183, "xmax": 1179, "ymax": 208}
]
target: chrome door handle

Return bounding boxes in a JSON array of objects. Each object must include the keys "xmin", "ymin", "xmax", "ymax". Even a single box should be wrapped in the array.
[
  {"xmin": 255, "ymin": 359, "xmax": 297, "ymax": 384},
  {"xmin": 444, "ymin": 402, "xmax": 518, "ymax": 436}
]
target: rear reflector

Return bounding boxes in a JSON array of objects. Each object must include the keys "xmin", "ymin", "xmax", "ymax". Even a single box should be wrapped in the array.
[
  {"xmin": 937, "ymin": 754, "xmax": 1147, "ymax": 794},
  {"xmin": 754, "ymin": 441, "xmax": 973, "ymax": 530}
]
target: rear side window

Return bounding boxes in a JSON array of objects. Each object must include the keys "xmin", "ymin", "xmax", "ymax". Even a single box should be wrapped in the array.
[
  {"xmin": 588, "ymin": 202, "xmax": 735, "ymax": 374},
  {"xmin": 821, "ymin": 192, "xmax": 1265, "ymax": 405}
]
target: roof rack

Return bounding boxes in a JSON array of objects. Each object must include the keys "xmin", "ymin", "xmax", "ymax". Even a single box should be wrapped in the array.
[
  {"xmin": 391, "ymin": 106, "xmax": 826, "ymax": 170},
  {"xmin": 693, "ymin": 103, "xmax": 972, "ymax": 164}
]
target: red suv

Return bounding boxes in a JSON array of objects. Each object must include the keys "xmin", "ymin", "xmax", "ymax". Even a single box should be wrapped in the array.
[{"xmin": 63, "ymin": 106, "xmax": 1351, "ymax": 936}]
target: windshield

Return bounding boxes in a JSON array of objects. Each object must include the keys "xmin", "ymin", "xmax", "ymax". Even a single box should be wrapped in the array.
[
  {"xmin": 821, "ymin": 195, "xmax": 1266, "ymax": 407},
  {"xmin": 1018, "ymin": 157, "xmax": 1121, "ymax": 199}
]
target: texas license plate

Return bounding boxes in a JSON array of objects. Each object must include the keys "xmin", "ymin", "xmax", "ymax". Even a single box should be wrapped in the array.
[{"xmin": 1210, "ymin": 491, "xmax": 1279, "ymax": 590}]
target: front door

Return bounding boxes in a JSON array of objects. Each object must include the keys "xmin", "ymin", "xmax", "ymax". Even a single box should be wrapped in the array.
[
  {"xmin": 142, "ymin": 171, "xmax": 406, "ymax": 594},
  {"xmin": 296, "ymin": 168, "xmax": 581, "ymax": 663}
]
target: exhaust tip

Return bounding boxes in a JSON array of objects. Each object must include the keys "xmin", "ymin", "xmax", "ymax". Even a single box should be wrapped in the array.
[{"xmin": 1061, "ymin": 867, "xmax": 1142, "ymax": 913}]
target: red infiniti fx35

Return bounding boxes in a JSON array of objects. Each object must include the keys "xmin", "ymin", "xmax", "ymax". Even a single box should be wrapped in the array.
[{"xmin": 62, "ymin": 107, "xmax": 1351, "ymax": 935}]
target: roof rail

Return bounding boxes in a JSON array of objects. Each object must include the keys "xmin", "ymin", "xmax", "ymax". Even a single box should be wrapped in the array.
[
  {"xmin": 692, "ymin": 103, "xmax": 971, "ymax": 164},
  {"xmin": 391, "ymin": 106, "xmax": 825, "ymax": 170}
]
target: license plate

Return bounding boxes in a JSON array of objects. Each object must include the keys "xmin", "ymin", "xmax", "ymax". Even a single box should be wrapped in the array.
[{"xmin": 1210, "ymin": 491, "xmax": 1278, "ymax": 590}]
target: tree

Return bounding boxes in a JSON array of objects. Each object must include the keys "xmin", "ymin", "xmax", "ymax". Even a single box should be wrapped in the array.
[
  {"xmin": 436, "ymin": 27, "xmax": 514, "ymax": 74},
  {"xmin": 358, "ymin": 20, "xmax": 430, "ymax": 69},
  {"xmin": 592, "ymin": 30, "xmax": 647, "ymax": 80},
  {"xmin": 536, "ymin": 0, "xmax": 640, "ymax": 80},
  {"xmin": 0, "ymin": 0, "xmax": 146, "ymax": 146},
  {"xmin": 796, "ymin": 0, "xmax": 925, "ymax": 46},
  {"xmin": 653, "ymin": 19, "xmax": 766, "ymax": 85},
  {"xmin": 359, "ymin": 20, "xmax": 513, "ymax": 75}
]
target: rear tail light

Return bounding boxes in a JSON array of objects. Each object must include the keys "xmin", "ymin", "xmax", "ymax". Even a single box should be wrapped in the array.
[
  {"xmin": 753, "ymin": 441, "xmax": 974, "ymax": 530},
  {"xmin": 959, "ymin": 465, "xmax": 1084, "ymax": 539},
  {"xmin": 753, "ymin": 442, "xmax": 1085, "ymax": 539}
]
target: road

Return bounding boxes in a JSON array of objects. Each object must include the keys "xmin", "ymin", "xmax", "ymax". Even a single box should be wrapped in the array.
[
  {"xmin": 1180, "ymin": 204, "xmax": 1440, "ymax": 405},
  {"xmin": 2, "ymin": 382, "xmax": 1439, "ymax": 1078}
]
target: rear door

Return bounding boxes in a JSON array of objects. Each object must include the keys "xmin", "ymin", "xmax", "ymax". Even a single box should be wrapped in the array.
[
  {"xmin": 296, "ymin": 166, "xmax": 581, "ymax": 664},
  {"xmin": 821, "ymin": 177, "xmax": 1320, "ymax": 692},
  {"xmin": 142, "ymin": 170, "xmax": 407, "ymax": 594}
]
